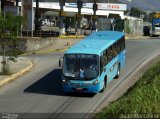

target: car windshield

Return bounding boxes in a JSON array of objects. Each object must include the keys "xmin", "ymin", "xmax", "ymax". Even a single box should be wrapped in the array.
[{"xmin": 63, "ymin": 54, "xmax": 99, "ymax": 80}]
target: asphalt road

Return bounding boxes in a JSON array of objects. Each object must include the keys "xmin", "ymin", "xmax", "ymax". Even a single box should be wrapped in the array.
[{"xmin": 0, "ymin": 38, "xmax": 160, "ymax": 119}]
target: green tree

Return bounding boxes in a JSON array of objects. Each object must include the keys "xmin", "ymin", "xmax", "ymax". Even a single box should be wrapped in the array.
[
  {"xmin": 124, "ymin": 19, "xmax": 131, "ymax": 34},
  {"xmin": 0, "ymin": 14, "xmax": 23, "ymax": 74},
  {"xmin": 129, "ymin": 7, "xmax": 145, "ymax": 18}
]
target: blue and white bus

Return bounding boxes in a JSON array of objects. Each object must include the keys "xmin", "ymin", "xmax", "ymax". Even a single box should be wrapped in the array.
[{"xmin": 59, "ymin": 31, "xmax": 125, "ymax": 93}]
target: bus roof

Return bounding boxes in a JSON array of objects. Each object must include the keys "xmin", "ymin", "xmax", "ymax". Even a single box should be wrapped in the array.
[{"xmin": 65, "ymin": 31, "xmax": 125, "ymax": 55}]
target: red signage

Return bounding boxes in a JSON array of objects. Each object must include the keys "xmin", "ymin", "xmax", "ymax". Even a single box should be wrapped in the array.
[{"xmin": 98, "ymin": 3, "xmax": 127, "ymax": 11}]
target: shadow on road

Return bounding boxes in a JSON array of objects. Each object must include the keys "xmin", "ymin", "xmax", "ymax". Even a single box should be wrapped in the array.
[
  {"xmin": 24, "ymin": 69, "xmax": 95, "ymax": 98},
  {"xmin": 24, "ymin": 69, "xmax": 63, "ymax": 95}
]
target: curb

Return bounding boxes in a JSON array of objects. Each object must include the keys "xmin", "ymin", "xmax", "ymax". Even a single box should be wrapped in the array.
[
  {"xmin": 36, "ymin": 47, "xmax": 69, "ymax": 54},
  {"xmin": 0, "ymin": 61, "xmax": 34, "ymax": 87},
  {"xmin": 20, "ymin": 47, "xmax": 69, "ymax": 56},
  {"xmin": 125, "ymin": 35, "xmax": 150, "ymax": 40},
  {"xmin": 58, "ymin": 35, "xmax": 85, "ymax": 39}
]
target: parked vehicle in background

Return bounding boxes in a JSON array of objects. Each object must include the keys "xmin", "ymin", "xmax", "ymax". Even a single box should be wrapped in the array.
[
  {"xmin": 59, "ymin": 31, "xmax": 126, "ymax": 93},
  {"xmin": 42, "ymin": 19, "xmax": 55, "ymax": 26},
  {"xmin": 143, "ymin": 26, "xmax": 151, "ymax": 36},
  {"xmin": 150, "ymin": 18, "xmax": 160, "ymax": 36}
]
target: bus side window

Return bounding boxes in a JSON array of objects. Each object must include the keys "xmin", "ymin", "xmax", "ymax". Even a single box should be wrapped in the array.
[
  {"xmin": 116, "ymin": 40, "xmax": 121, "ymax": 53},
  {"xmin": 120, "ymin": 37, "xmax": 125, "ymax": 51},
  {"xmin": 108, "ymin": 46, "xmax": 112, "ymax": 62},
  {"xmin": 100, "ymin": 56, "xmax": 103, "ymax": 74},
  {"xmin": 116, "ymin": 41, "xmax": 121, "ymax": 54},
  {"xmin": 122, "ymin": 36, "xmax": 125, "ymax": 49},
  {"xmin": 103, "ymin": 50, "xmax": 108, "ymax": 65},
  {"xmin": 112, "ymin": 43, "xmax": 117, "ymax": 58}
]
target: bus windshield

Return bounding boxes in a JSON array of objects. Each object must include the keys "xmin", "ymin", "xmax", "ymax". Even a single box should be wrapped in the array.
[{"xmin": 63, "ymin": 54, "xmax": 99, "ymax": 80}]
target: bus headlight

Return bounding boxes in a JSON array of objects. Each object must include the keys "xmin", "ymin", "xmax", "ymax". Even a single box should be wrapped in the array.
[
  {"xmin": 62, "ymin": 79, "xmax": 70, "ymax": 84},
  {"xmin": 92, "ymin": 79, "xmax": 98, "ymax": 86},
  {"xmin": 62, "ymin": 79, "xmax": 66, "ymax": 82}
]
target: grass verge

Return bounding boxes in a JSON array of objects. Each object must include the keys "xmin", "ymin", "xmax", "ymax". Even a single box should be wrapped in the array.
[{"xmin": 94, "ymin": 59, "xmax": 160, "ymax": 119}]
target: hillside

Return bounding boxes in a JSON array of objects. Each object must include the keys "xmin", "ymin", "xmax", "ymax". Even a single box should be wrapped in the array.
[{"xmin": 130, "ymin": 0, "xmax": 160, "ymax": 11}]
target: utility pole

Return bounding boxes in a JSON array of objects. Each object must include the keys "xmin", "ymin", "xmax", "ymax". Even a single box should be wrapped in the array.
[
  {"xmin": 35, "ymin": 0, "xmax": 40, "ymax": 31},
  {"xmin": 59, "ymin": 0, "xmax": 65, "ymax": 35},
  {"xmin": 15, "ymin": 0, "xmax": 19, "ymax": 16},
  {"xmin": 0, "ymin": 0, "xmax": 1, "ymax": 14},
  {"xmin": 76, "ymin": 0, "xmax": 83, "ymax": 35},
  {"xmin": 92, "ymin": 1, "xmax": 98, "ymax": 32},
  {"xmin": 20, "ymin": 0, "xmax": 23, "ymax": 37},
  {"xmin": 16, "ymin": 0, "xmax": 18, "ymax": 7},
  {"xmin": 1, "ymin": 0, "xmax": 4, "ymax": 16}
]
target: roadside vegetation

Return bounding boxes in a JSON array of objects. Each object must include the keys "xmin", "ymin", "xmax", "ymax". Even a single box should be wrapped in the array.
[
  {"xmin": 94, "ymin": 59, "xmax": 160, "ymax": 119},
  {"xmin": 0, "ymin": 14, "xmax": 23, "ymax": 75}
]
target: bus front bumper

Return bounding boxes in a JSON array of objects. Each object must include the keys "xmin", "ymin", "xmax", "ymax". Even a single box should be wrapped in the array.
[{"xmin": 62, "ymin": 82, "xmax": 101, "ymax": 93}]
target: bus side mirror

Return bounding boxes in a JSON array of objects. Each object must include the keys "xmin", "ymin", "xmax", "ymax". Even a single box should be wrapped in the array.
[
  {"xmin": 59, "ymin": 57, "xmax": 63, "ymax": 67},
  {"xmin": 59, "ymin": 60, "xmax": 61, "ymax": 67}
]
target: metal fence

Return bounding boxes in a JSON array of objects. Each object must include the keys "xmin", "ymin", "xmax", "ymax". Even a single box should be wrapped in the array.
[
  {"xmin": 22, "ymin": 26, "xmax": 60, "ymax": 37},
  {"xmin": 7, "ymin": 18, "xmax": 147, "ymax": 37}
]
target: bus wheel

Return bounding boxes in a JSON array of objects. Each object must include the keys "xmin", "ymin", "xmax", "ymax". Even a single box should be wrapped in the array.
[
  {"xmin": 115, "ymin": 64, "xmax": 120, "ymax": 79},
  {"xmin": 104, "ymin": 76, "xmax": 107, "ymax": 87},
  {"xmin": 100, "ymin": 77, "xmax": 107, "ymax": 93}
]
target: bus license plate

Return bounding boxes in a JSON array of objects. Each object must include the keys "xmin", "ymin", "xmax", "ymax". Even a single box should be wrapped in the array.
[{"xmin": 76, "ymin": 88, "xmax": 83, "ymax": 91}]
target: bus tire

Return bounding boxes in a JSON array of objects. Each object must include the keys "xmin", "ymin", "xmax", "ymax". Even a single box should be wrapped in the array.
[
  {"xmin": 104, "ymin": 76, "xmax": 107, "ymax": 87},
  {"xmin": 100, "ymin": 76, "xmax": 107, "ymax": 93},
  {"xmin": 115, "ymin": 64, "xmax": 120, "ymax": 79}
]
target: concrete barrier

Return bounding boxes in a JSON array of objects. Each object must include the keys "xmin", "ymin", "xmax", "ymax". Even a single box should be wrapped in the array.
[
  {"xmin": 19, "ymin": 37, "xmax": 55, "ymax": 52},
  {"xmin": 0, "ymin": 37, "xmax": 56, "ymax": 53}
]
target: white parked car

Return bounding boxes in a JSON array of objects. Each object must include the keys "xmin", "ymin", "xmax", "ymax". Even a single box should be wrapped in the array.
[{"xmin": 42, "ymin": 19, "xmax": 55, "ymax": 26}]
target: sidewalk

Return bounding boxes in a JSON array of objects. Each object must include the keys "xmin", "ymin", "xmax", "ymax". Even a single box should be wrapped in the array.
[
  {"xmin": 27, "ymin": 38, "xmax": 82, "ymax": 55},
  {"xmin": 0, "ymin": 57, "xmax": 33, "ymax": 87}
]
